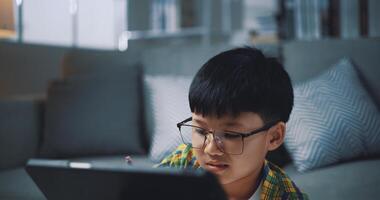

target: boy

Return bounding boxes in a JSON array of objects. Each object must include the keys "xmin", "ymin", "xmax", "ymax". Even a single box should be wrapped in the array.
[{"xmin": 158, "ymin": 47, "xmax": 308, "ymax": 200}]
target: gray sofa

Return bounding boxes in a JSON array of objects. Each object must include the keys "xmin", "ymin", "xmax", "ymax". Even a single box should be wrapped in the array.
[{"xmin": 0, "ymin": 38, "xmax": 379, "ymax": 199}]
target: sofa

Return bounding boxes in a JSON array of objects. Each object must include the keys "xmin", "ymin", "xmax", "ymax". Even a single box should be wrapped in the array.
[
  {"xmin": 0, "ymin": 38, "xmax": 379, "ymax": 199},
  {"xmin": 281, "ymin": 38, "xmax": 380, "ymax": 199}
]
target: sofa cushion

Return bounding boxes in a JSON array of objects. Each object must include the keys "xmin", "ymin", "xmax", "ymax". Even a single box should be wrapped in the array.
[
  {"xmin": 284, "ymin": 159, "xmax": 380, "ymax": 200},
  {"xmin": 144, "ymin": 75, "xmax": 193, "ymax": 162},
  {"xmin": 40, "ymin": 78, "xmax": 144, "ymax": 158},
  {"xmin": 285, "ymin": 59, "xmax": 380, "ymax": 172}
]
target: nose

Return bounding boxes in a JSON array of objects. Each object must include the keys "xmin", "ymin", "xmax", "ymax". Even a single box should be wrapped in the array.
[{"xmin": 203, "ymin": 133, "xmax": 224, "ymax": 156}]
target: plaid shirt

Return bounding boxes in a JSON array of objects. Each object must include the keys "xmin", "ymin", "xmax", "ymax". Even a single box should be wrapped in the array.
[{"xmin": 157, "ymin": 144, "xmax": 308, "ymax": 200}]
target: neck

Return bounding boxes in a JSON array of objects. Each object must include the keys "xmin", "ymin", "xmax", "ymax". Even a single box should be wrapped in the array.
[{"xmin": 222, "ymin": 163, "xmax": 264, "ymax": 200}]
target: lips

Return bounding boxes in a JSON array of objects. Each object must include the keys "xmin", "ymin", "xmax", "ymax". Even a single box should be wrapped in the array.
[{"xmin": 205, "ymin": 162, "xmax": 229, "ymax": 174}]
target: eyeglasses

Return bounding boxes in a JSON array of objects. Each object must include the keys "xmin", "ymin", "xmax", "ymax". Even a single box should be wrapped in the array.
[{"xmin": 177, "ymin": 117, "xmax": 278, "ymax": 155}]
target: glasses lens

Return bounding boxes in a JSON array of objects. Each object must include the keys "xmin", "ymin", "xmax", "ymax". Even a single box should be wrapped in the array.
[
  {"xmin": 179, "ymin": 125, "xmax": 205, "ymax": 148},
  {"xmin": 179, "ymin": 125, "xmax": 244, "ymax": 154},
  {"xmin": 215, "ymin": 132, "xmax": 243, "ymax": 154}
]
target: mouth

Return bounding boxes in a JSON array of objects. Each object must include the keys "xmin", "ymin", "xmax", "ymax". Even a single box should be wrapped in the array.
[{"xmin": 205, "ymin": 162, "xmax": 229, "ymax": 174}]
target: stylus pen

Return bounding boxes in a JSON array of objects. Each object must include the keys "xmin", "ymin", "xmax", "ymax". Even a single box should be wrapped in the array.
[{"xmin": 125, "ymin": 155, "xmax": 133, "ymax": 165}]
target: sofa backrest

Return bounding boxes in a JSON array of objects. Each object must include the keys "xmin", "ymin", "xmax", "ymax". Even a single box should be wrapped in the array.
[
  {"xmin": 142, "ymin": 43, "xmax": 280, "ymax": 77},
  {"xmin": 142, "ymin": 43, "xmax": 233, "ymax": 77},
  {"xmin": 0, "ymin": 97, "xmax": 44, "ymax": 169},
  {"xmin": 61, "ymin": 48, "xmax": 139, "ymax": 79},
  {"xmin": 283, "ymin": 38, "xmax": 380, "ymax": 107},
  {"xmin": 0, "ymin": 41, "xmax": 66, "ymax": 96}
]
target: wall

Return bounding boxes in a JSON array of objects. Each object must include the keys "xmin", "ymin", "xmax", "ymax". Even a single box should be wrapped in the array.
[
  {"xmin": 21, "ymin": 0, "xmax": 126, "ymax": 49},
  {"xmin": 23, "ymin": 0, "xmax": 73, "ymax": 46},
  {"xmin": 0, "ymin": 0, "xmax": 15, "ymax": 30}
]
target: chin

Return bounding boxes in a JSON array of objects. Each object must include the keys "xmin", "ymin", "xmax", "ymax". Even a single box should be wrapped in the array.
[
  {"xmin": 215, "ymin": 173, "xmax": 235, "ymax": 185},
  {"xmin": 218, "ymin": 176, "xmax": 237, "ymax": 185}
]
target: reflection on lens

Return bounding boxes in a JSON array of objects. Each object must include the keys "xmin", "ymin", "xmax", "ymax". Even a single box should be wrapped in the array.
[{"xmin": 179, "ymin": 125, "xmax": 243, "ymax": 154}]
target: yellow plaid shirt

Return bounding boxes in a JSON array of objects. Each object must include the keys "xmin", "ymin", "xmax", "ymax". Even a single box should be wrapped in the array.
[{"xmin": 157, "ymin": 144, "xmax": 309, "ymax": 200}]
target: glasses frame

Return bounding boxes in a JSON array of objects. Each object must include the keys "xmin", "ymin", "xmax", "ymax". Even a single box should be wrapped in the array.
[{"xmin": 176, "ymin": 117, "xmax": 279, "ymax": 155}]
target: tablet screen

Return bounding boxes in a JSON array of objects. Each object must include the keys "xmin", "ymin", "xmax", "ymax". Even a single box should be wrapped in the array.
[{"xmin": 26, "ymin": 159, "xmax": 227, "ymax": 200}]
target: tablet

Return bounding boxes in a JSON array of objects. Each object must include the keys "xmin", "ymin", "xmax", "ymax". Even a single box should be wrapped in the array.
[{"xmin": 26, "ymin": 158, "xmax": 227, "ymax": 200}]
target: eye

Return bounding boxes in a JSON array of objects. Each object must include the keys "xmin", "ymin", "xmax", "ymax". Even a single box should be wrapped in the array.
[
  {"xmin": 194, "ymin": 127, "xmax": 207, "ymax": 135},
  {"xmin": 222, "ymin": 132, "xmax": 241, "ymax": 139}
]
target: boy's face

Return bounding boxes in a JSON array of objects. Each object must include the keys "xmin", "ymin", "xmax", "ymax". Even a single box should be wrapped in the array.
[{"xmin": 192, "ymin": 112, "xmax": 274, "ymax": 185}]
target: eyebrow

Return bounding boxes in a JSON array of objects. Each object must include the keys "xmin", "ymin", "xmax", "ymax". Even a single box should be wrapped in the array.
[
  {"xmin": 224, "ymin": 121, "xmax": 244, "ymax": 128},
  {"xmin": 193, "ymin": 119, "xmax": 207, "ymax": 126}
]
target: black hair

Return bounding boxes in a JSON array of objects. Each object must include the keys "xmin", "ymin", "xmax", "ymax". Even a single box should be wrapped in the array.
[{"xmin": 189, "ymin": 47, "xmax": 294, "ymax": 123}]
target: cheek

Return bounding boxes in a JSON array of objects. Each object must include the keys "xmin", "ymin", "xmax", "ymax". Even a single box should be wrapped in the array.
[
  {"xmin": 193, "ymin": 149, "xmax": 205, "ymax": 165},
  {"xmin": 244, "ymin": 135, "xmax": 269, "ymax": 157},
  {"xmin": 229, "ymin": 137, "xmax": 268, "ymax": 171}
]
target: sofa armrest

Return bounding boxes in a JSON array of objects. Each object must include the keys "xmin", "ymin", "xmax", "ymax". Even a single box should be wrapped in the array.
[{"xmin": 0, "ymin": 96, "xmax": 44, "ymax": 170}]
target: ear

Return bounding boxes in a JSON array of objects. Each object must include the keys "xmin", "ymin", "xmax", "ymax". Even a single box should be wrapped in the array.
[{"xmin": 267, "ymin": 122, "xmax": 286, "ymax": 151}]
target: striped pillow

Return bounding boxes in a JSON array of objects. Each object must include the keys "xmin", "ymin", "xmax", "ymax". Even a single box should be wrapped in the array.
[
  {"xmin": 285, "ymin": 59, "xmax": 380, "ymax": 172},
  {"xmin": 144, "ymin": 76, "xmax": 193, "ymax": 162}
]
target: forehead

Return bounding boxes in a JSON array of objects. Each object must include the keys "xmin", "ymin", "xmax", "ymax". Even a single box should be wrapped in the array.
[{"xmin": 191, "ymin": 112, "xmax": 263, "ymax": 128}]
